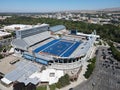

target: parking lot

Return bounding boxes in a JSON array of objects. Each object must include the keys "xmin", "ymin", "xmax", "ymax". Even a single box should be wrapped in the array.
[{"xmin": 74, "ymin": 46, "xmax": 120, "ymax": 90}]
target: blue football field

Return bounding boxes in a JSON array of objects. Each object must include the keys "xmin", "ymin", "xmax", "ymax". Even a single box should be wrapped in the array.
[{"xmin": 34, "ymin": 39, "xmax": 80, "ymax": 57}]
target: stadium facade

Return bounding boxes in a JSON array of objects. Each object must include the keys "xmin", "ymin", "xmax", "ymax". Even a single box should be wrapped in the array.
[{"xmin": 11, "ymin": 24, "xmax": 97, "ymax": 70}]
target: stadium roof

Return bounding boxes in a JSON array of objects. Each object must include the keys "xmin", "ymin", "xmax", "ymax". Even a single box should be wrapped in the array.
[
  {"xmin": 49, "ymin": 25, "xmax": 66, "ymax": 32},
  {"xmin": 19, "ymin": 24, "xmax": 49, "ymax": 31},
  {"xmin": 11, "ymin": 31, "xmax": 51, "ymax": 50},
  {"xmin": 2, "ymin": 61, "xmax": 39, "ymax": 85},
  {"xmin": 11, "ymin": 38, "xmax": 28, "ymax": 50}
]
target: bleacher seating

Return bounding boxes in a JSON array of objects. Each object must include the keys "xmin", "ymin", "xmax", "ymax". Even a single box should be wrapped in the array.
[{"xmin": 23, "ymin": 31, "xmax": 51, "ymax": 46}]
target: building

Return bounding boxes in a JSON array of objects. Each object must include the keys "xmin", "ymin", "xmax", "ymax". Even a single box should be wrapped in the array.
[
  {"xmin": 49, "ymin": 25, "xmax": 67, "ymax": 35},
  {"xmin": 49, "ymin": 25, "xmax": 68, "ymax": 39},
  {"xmin": 4, "ymin": 24, "xmax": 32, "ymax": 32},
  {"xmin": 0, "ymin": 31, "xmax": 11, "ymax": 39},
  {"xmin": 29, "ymin": 69, "xmax": 64, "ymax": 85},
  {"xmin": 11, "ymin": 24, "xmax": 49, "ymax": 51},
  {"xmin": 1, "ymin": 67, "xmax": 64, "ymax": 86},
  {"xmin": 0, "ymin": 16, "xmax": 12, "ymax": 20}
]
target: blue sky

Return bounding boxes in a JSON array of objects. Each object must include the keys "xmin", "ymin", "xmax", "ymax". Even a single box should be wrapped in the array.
[{"xmin": 0, "ymin": 0, "xmax": 120, "ymax": 12}]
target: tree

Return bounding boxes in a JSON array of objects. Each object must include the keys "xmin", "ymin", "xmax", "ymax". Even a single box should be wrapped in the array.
[
  {"xmin": 56, "ymin": 74, "xmax": 70, "ymax": 89},
  {"xmin": 108, "ymin": 41, "xmax": 120, "ymax": 61},
  {"xmin": 84, "ymin": 57, "xmax": 96, "ymax": 79},
  {"xmin": 26, "ymin": 83, "xmax": 36, "ymax": 90},
  {"xmin": 13, "ymin": 82, "xmax": 25, "ymax": 90},
  {"xmin": 1, "ymin": 16, "xmax": 120, "ymax": 43}
]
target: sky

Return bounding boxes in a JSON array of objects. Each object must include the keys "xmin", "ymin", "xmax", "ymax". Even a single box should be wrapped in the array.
[{"xmin": 0, "ymin": 0, "xmax": 120, "ymax": 12}]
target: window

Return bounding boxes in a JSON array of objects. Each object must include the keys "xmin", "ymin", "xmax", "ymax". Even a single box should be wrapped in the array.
[{"xmin": 49, "ymin": 73, "xmax": 55, "ymax": 77}]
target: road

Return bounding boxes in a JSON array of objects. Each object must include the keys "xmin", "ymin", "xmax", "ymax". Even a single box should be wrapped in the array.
[{"xmin": 74, "ymin": 46, "xmax": 120, "ymax": 90}]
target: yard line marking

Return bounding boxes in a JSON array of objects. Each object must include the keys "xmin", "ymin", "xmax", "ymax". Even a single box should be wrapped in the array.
[
  {"xmin": 60, "ymin": 42, "xmax": 76, "ymax": 57},
  {"xmin": 40, "ymin": 40, "xmax": 60, "ymax": 52}
]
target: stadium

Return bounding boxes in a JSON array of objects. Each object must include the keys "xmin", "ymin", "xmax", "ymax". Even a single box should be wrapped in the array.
[
  {"xmin": 0, "ymin": 24, "xmax": 99, "ymax": 86},
  {"xmin": 11, "ymin": 24, "xmax": 97, "ymax": 70}
]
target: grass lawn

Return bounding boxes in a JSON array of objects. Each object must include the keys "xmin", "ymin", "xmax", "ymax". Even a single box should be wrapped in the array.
[{"xmin": 49, "ymin": 84, "xmax": 56, "ymax": 90}]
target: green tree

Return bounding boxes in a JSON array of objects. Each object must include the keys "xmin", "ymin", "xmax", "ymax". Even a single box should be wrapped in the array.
[{"xmin": 56, "ymin": 74, "xmax": 70, "ymax": 89}]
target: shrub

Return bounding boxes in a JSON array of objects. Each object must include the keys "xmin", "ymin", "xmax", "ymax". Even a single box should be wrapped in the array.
[
  {"xmin": 84, "ymin": 57, "xmax": 96, "ymax": 79},
  {"xmin": 49, "ymin": 84, "xmax": 56, "ymax": 90},
  {"xmin": 56, "ymin": 74, "xmax": 70, "ymax": 89},
  {"xmin": 36, "ymin": 86, "xmax": 47, "ymax": 90}
]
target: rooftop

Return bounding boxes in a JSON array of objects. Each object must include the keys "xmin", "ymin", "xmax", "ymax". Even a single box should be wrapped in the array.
[
  {"xmin": 2, "ymin": 60, "xmax": 40, "ymax": 85},
  {"xmin": 50, "ymin": 25, "xmax": 66, "ymax": 32},
  {"xmin": 0, "ymin": 31, "xmax": 11, "ymax": 37},
  {"xmin": 4, "ymin": 24, "xmax": 32, "ymax": 31}
]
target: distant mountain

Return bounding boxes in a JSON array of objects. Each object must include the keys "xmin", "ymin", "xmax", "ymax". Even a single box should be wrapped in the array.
[
  {"xmin": 58, "ymin": 7, "xmax": 120, "ymax": 13},
  {"xmin": 99, "ymin": 7, "xmax": 120, "ymax": 12}
]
